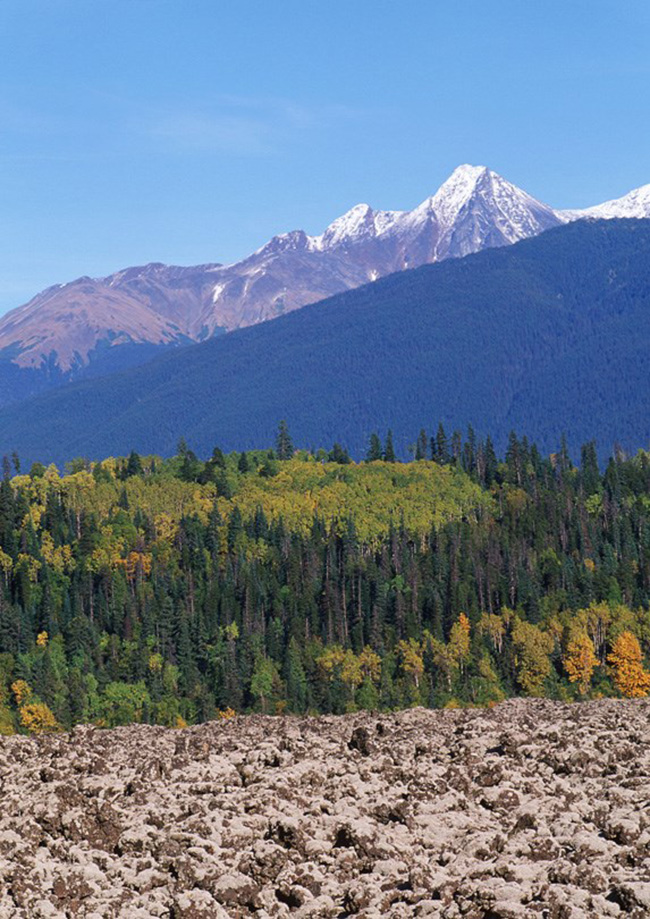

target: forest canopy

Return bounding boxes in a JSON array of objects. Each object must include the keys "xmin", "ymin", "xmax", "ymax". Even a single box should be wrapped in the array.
[{"xmin": 2, "ymin": 425, "xmax": 650, "ymax": 734}]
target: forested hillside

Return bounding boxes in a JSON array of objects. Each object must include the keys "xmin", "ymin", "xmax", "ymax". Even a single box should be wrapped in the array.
[
  {"xmin": 2, "ymin": 218, "xmax": 650, "ymax": 465},
  {"xmin": 2, "ymin": 426, "xmax": 650, "ymax": 734}
]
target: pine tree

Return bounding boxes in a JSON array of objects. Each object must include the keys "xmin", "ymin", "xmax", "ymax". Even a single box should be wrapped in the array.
[
  {"xmin": 366, "ymin": 433, "xmax": 383, "ymax": 462},
  {"xmin": 484, "ymin": 436, "xmax": 498, "ymax": 485},
  {"xmin": 125, "ymin": 451, "xmax": 143, "ymax": 478},
  {"xmin": 415, "ymin": 429, "xmax": 428, "ymax": 461},
  {"xmin": 451, "ymin": 430, "xmax": 462, "ymax": 466},
  {"xmin": 580, "ymin": 441, "xmax": 601, "ymax": 496},
  {"xmin": 276, "ymin": 421, "xmax": 294, "ymax": 460},
  {"xmin": 328, "ymin": 443, "xmax": 351, "ymax": 464},
  {"xmin": 435, "ymin": 424, "xmax": 449, "ymax": 464},
  {"xmin": 384, "ymin": 430, "xmax": 396, "ymax": 463}
]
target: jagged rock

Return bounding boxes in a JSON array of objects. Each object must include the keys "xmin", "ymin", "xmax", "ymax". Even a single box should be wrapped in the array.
[
  {"xmin": 348, "ymin": 726, "xmax": 372, "ymax": 756},
  {"xmin": 1, "ymin": 699, "xmax": 649, "ymax": 917}
]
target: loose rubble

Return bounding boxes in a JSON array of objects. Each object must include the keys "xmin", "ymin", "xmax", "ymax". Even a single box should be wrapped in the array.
[{"xmin": 1, "ymin": 698, "xmax": 650, "ymax": 917}]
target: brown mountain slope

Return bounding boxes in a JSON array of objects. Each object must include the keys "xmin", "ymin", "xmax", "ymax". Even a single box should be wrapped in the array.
[
  {"xmin": 3, "ymin": 164, "xmax": 649, "ymax": 374},
  {"xmin": 0, "ymin": 165, "xmax": 565, "ymax": 371},
  {"xmin": 0, "ymin": 264, "xmax": 219, "ymax": 370}
]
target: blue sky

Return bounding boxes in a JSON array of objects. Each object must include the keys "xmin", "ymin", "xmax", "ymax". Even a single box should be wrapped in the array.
[{"xmin": 0, "ymin": 0, "xmax": 649, "ymax": 313}]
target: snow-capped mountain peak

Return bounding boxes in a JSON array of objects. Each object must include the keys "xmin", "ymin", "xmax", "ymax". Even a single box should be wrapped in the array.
[
  {"xmin": 561, "ymin": 182, "xmax": 650, "ymax": 221},
  {"xmin": 2, "ymin": 164, "xmax": 649, "ymax": 378},
  {"xmin": 429, "ymin": 163, "xmax": 491, "ymax": 225},
  {"xmin": 314, "ymin": 203, "xmax": 373, "ymax": 249}
]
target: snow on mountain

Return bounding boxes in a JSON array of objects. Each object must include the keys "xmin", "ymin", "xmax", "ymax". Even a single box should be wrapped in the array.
[
  {"xmin": 561, "ymin": 183, "xmax": 650, "ymax": 221},
  {"xmin": 1, "ymin": 165, "xmax": 649, "ymax": 379}
]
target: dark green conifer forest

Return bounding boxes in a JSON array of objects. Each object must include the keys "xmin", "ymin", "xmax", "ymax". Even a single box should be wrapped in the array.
[{"xmin": 2, "ymin": 424, "xmax": 650, "ymax": 734}]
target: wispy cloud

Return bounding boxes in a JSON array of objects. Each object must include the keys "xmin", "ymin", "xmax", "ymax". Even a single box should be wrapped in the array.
[
  {"xmin": 0, "ymin": 91, "xmax": 368, "ymax": 162},
  {"xmin": 143, "ymin": 110, "xmax": 275, "ymax": 155},
  {"xmin": 136, "ymin": 95, "xmax": 363, "ymax": 157}
]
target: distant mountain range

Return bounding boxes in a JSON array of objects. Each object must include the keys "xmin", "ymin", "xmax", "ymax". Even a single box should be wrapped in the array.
[
  {"xmin": 2, "ymin": 218, "xmax": 650, "ymax": 466},
  {"xmin": 1, "ymin": 165, "xmax": 650, "ymax": 402}
]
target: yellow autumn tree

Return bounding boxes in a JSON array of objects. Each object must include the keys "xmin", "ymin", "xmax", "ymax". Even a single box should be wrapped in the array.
[
  {"xmin": 0, "ymin": 548, "xmax": 12, "ymax": 587},
  {"xmin": 11, "ymin": 679, "xmax": 32, "ymax": 707},
  {"xmin": 316, "ymin": 645, "xmax": 346, "ymax": 678},
  {"xmin": 397, "ymin": 638, "xmax": 424, "ymax": 690},
  {"xmin": 19, "ymin": 702, "xmax": 60, "ymax": 734},
  {"xmin": 36, "ymin": 631, "xmax": 49, "ymax": 648},
  {"xmin": 357, "ymin": 646, "xmax": 382, "ymax": 684},
  {"xmin": 11, "ymin": 679, "xmax": 60, "ymax": 734},
  {"xmin": 317, "ymin": 646, "xmax": 369, "ymax": 705},
  {"xmin": 563, "ymin": 631, "xmax": 598, "ymax": 695},
  {"xmin": 448, "ymin": 613, "xmax": 471, "ymax": 672},
  {"xmin": 478, "ymin": 612, "xmax": 506, "ymax": 656},
  {"xmin": 608, "ymin": 631, "xmax": 650, "ymax": 698},
  {"xmin": 340, "ymin": 650, "xmax": 363, "ymax": 701},
  {"xmin": 511, "ymin": 620, "xmax": 553, "ymax": 696}
]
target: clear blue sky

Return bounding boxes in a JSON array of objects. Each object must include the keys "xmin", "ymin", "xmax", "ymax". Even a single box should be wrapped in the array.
[{"xmin": 0, "ymin": 0, "xmax": 649, "ymax": 313}]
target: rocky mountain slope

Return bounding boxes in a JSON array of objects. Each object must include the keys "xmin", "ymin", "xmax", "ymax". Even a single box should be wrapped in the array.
[
  {"xmin": 3, "ymin": 217, "xmax": 649, "ymax": 465},
  {"xmin": 2, "ymin": 165, "xmax": 649, "ymax": 378},
  {"xmin": 1, "ymin": 699, "xmax": 649, "ymax": 918}
]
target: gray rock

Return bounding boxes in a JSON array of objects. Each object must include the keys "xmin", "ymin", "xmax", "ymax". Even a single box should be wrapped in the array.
[{"xmin": 1, "ymin": 699, "xmax": 649, "ymax": 916}]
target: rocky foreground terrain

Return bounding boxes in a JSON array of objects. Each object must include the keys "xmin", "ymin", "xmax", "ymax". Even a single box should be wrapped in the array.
[{"xmin": 1, "ymin": 700, "xmax": 650, "ymax": 918}]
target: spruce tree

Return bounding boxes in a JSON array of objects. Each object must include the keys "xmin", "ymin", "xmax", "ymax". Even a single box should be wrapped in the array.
[
  {"xmin": 384, "ymin": 430, "xmax": 396, "ymax": 463},
  {"xmin": 276, "ymin": 420, "xmax": 294, "ymax": 460},
  {"xmin": 415, "ymin": 429, "xmax": 428, "ymax": 461},
  {"xmin": 435, "ymin": 424, "xmax": 449, "ymax": 464},
  {"xmin": 366, "ymin": 433, "xmax": 383, "ymax": 462}
]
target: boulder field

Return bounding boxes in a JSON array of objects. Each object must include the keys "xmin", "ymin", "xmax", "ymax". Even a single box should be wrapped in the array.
[{"xmin": 1, "ymin": 699, "xmax": 649, "ymax": 918}]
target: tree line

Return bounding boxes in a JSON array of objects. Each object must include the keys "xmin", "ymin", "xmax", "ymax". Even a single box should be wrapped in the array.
[{"xmin": 1, "ymin": 423, "xmax": 650, "ymax": 733}]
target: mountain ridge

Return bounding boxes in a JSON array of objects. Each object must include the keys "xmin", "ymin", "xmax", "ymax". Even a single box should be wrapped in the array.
[
  {"xmin": 2, "ymin": 217, "xmax": 650, "ymax": 466},
  {"xmin": 3, "ymin": 165, "xmax": 649, "ymax": 385}
]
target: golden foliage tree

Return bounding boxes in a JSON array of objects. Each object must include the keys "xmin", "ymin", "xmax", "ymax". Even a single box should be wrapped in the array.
[
  {"xmin": 357, "ymin": 646, "xmax": 382, "ymax": 684},
  {"xmin": 19, "ymin": 702, "xmax": 60, "ymax": 734},
  {"xmin": 11, "ymin": 679, "xmax": 32, "ymax": 707},
  {"xmin": 478, "ymin": 612, "xmax": 506, "ymax": 656},
  {"xmin": 563, "ymin": 631, "xmax": 598, "ymax": 695},
  {"xmin": 11, "ymin": 679, "xmax": 60, "ymax": 733},
  {"xmin": 397, "ymin": 638, "xmax": 424, "ymax": 690},
  {"xmin": 448, "ymin": 613, "xmax": 471, "ymax": 671},
  {"xmin": 511, "ymin": 620, "xmax": 553, "ymax": 696},
  {"xmin": 608, "ymin": 631, "xmax": 650, "ymax": 698}
]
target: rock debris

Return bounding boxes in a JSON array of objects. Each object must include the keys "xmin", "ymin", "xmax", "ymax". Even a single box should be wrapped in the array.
[{"xmin": 1, "ymin": 698, "xmax": 650, "ymax": 918}]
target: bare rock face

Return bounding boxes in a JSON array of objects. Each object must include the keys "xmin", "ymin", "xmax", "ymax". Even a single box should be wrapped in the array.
[{"xmin": 1, "ymin": 699, "xmax": 650, "ymax": 917}]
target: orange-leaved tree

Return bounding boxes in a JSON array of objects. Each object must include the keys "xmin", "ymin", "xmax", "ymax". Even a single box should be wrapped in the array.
[{"xmin": 607, "ymin": 631, "xmax": 650, "ymax": 698}]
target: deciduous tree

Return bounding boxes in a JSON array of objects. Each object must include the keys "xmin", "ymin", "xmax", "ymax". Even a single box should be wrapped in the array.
[{"xmin": 608, "ymin": 631, "xmax": 650, "ymax": 698}]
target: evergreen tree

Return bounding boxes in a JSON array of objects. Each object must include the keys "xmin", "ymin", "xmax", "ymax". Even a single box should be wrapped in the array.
[
  {"xmin": 384, "ymin": 430, "xmax": 396, "ymax": 463},
  {"xmin": 415, "ymin": 429, "xmax": 428, "ymax": 461},
  {"xmin": 125, "ymin": 450, "xmax": 143, "ymax": 478},
  {"xmin": 484, "ymin": 436, "xmax": 498, "ymax": 485},
  {"xmin": 276, "ymin": 421, "xmax": 294, "ymax": 460},
  {"xmin": 451, "ymin": 430, "xmax": 462, "ymax": 466},
  {"xmin": 580, "ymin": 441, "xmax": 601, "ymax": 495},
  {"xmin": 210, "ymin": 446, "xmax": 226, "ymax": 468},
  {"xmin": 328, "ymin": 443, "xmax": 351, "ymax": 464},
  {"xmin": 435, "ymin": 424, "xmax": 449, "ymax": 464},
  {"xmin": 366, "ymin": 433, "xmax": 383, "ymax": 462}
]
